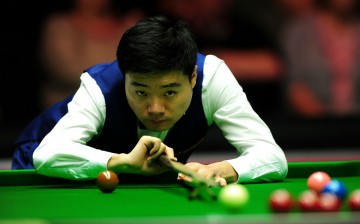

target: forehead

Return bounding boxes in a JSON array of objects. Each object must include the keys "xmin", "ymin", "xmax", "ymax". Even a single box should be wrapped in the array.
[{"xmin": 125, "ymin": 71, "xmax": 189, "ymax": 86}]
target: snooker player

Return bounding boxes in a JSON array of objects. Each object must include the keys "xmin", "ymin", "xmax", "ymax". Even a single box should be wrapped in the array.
[{"xmin": 11, "ymin": 15, "xmax": 288, "ymax": 186}]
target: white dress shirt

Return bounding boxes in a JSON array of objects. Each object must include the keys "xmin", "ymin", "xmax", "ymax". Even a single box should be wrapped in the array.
[{"xmin": 33, "ymin": 55, "xmax": 288, "ymax": 182}]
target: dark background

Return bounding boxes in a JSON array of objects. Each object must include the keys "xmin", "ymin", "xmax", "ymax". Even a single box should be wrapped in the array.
[{"xmin": 1, "ymin": 0, "xmax": 359, "ymax": 160}]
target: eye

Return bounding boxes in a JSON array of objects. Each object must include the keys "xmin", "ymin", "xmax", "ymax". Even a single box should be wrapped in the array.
[
  {"xmin": 165, "ymin": 91, "xmax": 176, "ymax": 97},
  {"xmin": 136, "ymin": 91, "xmax": 147, "ymax": 96}
]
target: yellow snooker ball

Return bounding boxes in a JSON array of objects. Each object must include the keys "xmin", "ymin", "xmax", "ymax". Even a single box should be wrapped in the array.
[{"xmin": 218, "ymin": 184, "xmax": 249, "ymax": 211}]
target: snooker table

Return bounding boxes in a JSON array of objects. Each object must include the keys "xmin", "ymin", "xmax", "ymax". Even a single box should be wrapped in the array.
[{"xmin": 1, "ymin": 160, "xmax": 360, "ymax": 224}]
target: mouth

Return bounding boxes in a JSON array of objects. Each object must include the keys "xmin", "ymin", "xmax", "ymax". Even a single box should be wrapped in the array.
[
  {"xmin": 147, "ymin": 119, "xmax": 169, "ymax": 132},
  {"xmin": 149, "ymin": 119, "xmax": 166, "ymax": 124},
  {"xmin": 141, "ymin": 116, "xmax": 174, "ymax": 130}
]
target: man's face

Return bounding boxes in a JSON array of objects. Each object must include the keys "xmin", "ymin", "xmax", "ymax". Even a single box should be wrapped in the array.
[{"xmin": 125, "ymin": 69, "xmax": 197, "ymax": 132}]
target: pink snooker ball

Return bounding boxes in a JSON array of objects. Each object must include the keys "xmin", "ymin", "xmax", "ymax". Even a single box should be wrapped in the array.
[{"xmin": 307, "ymin": 171, "xmax": 331, "ymax": 194}]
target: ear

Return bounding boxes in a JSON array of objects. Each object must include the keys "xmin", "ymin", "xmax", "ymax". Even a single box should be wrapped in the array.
[{"xmin": 191, "ymin": 65, "xmax": 197, "ymax": 88}]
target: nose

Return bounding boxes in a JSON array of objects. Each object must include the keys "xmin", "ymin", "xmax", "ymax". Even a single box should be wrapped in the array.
[{"xmin": 147, "ymin": 98, "xmax": 165, "ymax": 114}]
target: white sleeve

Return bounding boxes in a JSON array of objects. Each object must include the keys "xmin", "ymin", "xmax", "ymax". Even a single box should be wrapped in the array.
[
  {"xmin": 33, "ymin": 73, "xmax": 114, "ymax": 180},
  {"xmin": 202, "ymin": 55, "xmax": 288, "ymax": 183}
]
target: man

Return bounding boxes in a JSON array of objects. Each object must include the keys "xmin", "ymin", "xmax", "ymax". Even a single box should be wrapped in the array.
[{"xmin": 12, "ymin": 16, "xmax": 287, "ymax": 186}]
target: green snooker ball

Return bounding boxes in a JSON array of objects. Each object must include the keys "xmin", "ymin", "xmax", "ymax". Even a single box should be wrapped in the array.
[{"xmin": 218, "ymin": 184, "xmax": 249, "ymax": 211}]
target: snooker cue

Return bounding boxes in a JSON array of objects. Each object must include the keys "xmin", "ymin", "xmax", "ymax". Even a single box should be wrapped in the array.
[{"xmin": 158, "ymin": 155, "xmax": 218, "ymax": 187}]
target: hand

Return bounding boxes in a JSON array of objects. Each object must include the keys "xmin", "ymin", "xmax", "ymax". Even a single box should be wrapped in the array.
[
  {"xmin": 177, "ymin": 162, "xmax": 228, "ymax": 187},
  {"xmin": 107, "ymin": 136, "xmax": 176, "ymax": 175}
]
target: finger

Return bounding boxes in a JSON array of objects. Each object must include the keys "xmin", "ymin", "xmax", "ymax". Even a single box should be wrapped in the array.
[
  {"xmin": 177, "ymin": 173, "xmax": 193, "ymax": 182},
  {"xmin": 148, "ymin": 143, "xmax": 167, "ymax": 161},
  {"xmin": 164, "ymin": 146, "xmax": 177, "ymax": 161},
  {"xmin": 177, "ymin": 173, "xmax": 184, "ymax": 180},
  {"xmin": 214, "ymin": 177, "xmax": 227, "ymax": 187},
  {"xmin": 148, "ymin": 139, "xmax": 161, "ymax": 156}
]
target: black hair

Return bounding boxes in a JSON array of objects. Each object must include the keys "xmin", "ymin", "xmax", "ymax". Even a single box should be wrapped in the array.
[{"xmin": 116, "ymin": 15, "xmax": 198, "ymax": 79}]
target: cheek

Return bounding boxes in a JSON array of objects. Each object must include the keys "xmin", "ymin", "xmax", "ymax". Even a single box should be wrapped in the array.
[
  {"xmin": 175, "ymin": 90, "xmax": 193, "ymax": 112},
  {"xmin": 126, "ymin": 92, "xmax": 142, "ymax": 114},
  {"xmin": 126, "ymin": 97, "xmax": 136, "ymax": 111}
]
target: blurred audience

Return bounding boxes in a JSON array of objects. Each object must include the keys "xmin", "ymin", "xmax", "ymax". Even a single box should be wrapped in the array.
[
  {"xmin": 153, "ymin": 0, "xmax": 284, "ymax": 81},
  {"xmin": 280, "ymin": 0, "xmax": 360, "ymax": 117},
  {"xmin": 39, "ymin": 0, "xmax": 144, "ymax": 109}
]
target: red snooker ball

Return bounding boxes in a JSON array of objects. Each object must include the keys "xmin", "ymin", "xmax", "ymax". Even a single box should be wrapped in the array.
[
  {"xmin": 348, "ymin": 189, "xmax": 360, "ymax": 211},
  {"xmin": 318, "ymin": 193, "xmax": 341, "ymax": 212},
  {"xmin": 298, "ymin": 190, "xmax": 319, "ymax": 212},
  {"xmin": 96, "ymin": 170, "xmax": 119, "ymax": 193},
  {"xmin": 307, "ymin": 171, "xmax": 331, "ymax": 194},
  {"xmin": 269, "ymin": 189, "xmax": 293, "ymax": 212}
]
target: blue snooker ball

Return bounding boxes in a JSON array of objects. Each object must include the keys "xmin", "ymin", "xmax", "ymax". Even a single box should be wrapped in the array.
[{"xmin": 322, "ymin": 179, "xmax": 347, "ymax": 200}]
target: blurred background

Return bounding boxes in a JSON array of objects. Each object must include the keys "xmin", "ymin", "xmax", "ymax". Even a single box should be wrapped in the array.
[{"xmin": 1, "ymin": 0, "xmax": 360, "ymax": 166}]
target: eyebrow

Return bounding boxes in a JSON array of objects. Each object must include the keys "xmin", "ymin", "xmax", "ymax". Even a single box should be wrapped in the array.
[{"xmin": 130, "ymin": 81, "xmax": 182, "ymax": 88}]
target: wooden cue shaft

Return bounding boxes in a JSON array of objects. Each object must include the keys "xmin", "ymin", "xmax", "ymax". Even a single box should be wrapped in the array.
[{"xmin": 158, "ymin": 155, "xmax": 217, "ymax": 186}]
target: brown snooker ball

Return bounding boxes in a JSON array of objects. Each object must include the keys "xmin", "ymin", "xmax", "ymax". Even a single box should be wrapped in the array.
[{"xmin": 96, "ymin": 170, "xmax": 119, "ymax": 193}]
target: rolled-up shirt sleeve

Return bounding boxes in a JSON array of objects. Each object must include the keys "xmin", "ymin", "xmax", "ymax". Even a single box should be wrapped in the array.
[
  {"xmin": 33, "ymin": 72, "xmax": 114, "ymax": 180},
  {"xmin": 201, "ymin": 55, "xmax": 288, "ymax": 183}
]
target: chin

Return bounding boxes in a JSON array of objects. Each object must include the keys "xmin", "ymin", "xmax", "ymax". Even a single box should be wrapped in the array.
[
  {"xmin": 148, "ymin": 126, "xmax": 169, "ymax": 132},
  {"xmin": 146, "ymin": 123, "xmax": 173, "ymax": 132}
]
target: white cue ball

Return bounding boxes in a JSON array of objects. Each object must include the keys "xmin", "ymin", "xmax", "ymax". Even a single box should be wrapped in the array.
[{"xmin": 218, "ymin": 184, "xmax": 249, "ymax": 211}]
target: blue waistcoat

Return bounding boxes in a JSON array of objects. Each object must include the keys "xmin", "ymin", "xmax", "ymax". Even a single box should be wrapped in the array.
[{"xmin": 12, "ymin": 53, "xmax": 209, "ymax": 169}]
